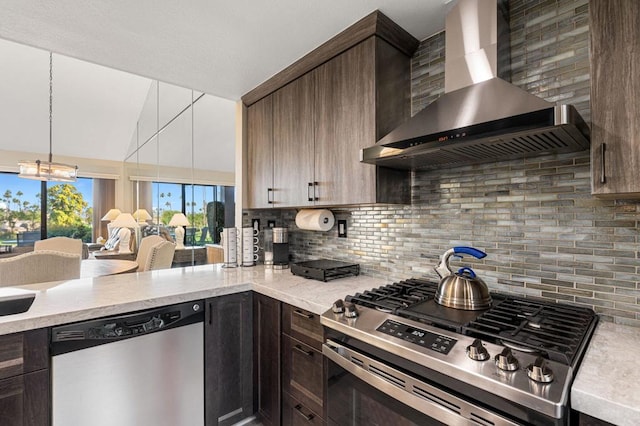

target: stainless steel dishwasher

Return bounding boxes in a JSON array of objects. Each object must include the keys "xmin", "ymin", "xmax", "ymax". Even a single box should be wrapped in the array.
[{"xmin": 50, "ymin": 300, "xmax": 205, "ymax": 426}]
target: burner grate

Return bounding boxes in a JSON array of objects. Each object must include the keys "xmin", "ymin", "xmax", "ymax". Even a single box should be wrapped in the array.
[
  {"xmin": 465, "ymin": 297, "xmax": 597, "ymax": 365},
  {"xmin": 346, "ymin": 278, "xmax": 437, "ymax": 313}
]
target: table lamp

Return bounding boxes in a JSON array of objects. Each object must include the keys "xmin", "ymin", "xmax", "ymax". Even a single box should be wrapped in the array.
[
  {"xmin": 133, "ymin": 209, "xmax": 152, "ymax": 223},
  {"xmin": 169, "ymin": 213, "xmax": 190, "ymax": 249},
  {"xmin": 101, "ymin": 208, "xmax": 122, "ymax": 236},
  {"xmin": 110, "ymin": 213, "xmax": 138, "ymax": 254}
]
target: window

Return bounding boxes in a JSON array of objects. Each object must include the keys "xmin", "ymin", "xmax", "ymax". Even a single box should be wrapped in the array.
[
  {"xmin": 152, "ymin": 182, "xmax": 233, "ymax": 245},
  {"xmin": 0, "ymin": 172, "xmax": 94, "ymax": 245}
]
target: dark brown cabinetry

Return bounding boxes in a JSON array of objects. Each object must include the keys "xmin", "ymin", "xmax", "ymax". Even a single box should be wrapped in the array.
[
  {"xmin": 245, "ymin": 11, "xmax": 417, "ymax": 208},
  {"xmin": 590, "ymin": 0, "xmax": 640, "ymax": 197},
  {"xmin": 247, "ymin": 96, "xmax": 274, "ymax": 208},
  {"xmin": 0, "ymin": 329, "xmax": 49, "ymax": 426},
  {"xmin": 272, "ymin": 73, "xmax": 316, "ymax": 207},
  {"xmin": 253, "ymin": 293, "xmax": 282, "ymax": 426},
  {"xmin": 253, "ymin": 295, "xmax": 327, "ymax": 426},
  {"xmin": 205, "ymin": 292, "xmax": 253, "ymax": 425},
  {"xmin": 281, "ymin": 305, "xmax": 325, "ymax": 425}
]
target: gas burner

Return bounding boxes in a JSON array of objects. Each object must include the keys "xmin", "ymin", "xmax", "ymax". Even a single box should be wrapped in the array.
[{"xmin": 342, "ymin": 278, "xmax": 598, "ymax": 367}]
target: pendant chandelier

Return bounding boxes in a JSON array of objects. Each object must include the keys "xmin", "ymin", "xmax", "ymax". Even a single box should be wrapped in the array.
[{"xmin": 18, "ymin": 52, "xmax": 78, "ymax": 182}]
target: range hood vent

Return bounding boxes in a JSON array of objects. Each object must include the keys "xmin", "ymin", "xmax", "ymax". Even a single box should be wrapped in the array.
[{"xmin": 361, "ymin": 0, "xmax": 590, "ymax": 171}]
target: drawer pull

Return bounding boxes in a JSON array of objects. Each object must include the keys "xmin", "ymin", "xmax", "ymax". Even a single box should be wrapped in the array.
[
  {"xmin": 600, "ymin": 143, "xmax": 606, "ymax": 184},
  {"xmin": 294, "ymin": 344, "xmax": 314, "ymax": 357},
  {"xmin": 294, "ymin": 404, "xmax": 315, "ymax": 421},
  {"xmin": 293, "ymin": 310, "xmax": 314, "ymax": 320}
]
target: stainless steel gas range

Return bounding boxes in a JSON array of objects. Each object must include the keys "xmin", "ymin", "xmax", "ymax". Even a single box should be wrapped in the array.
[{"xmin": 320, "ymin": 278, "xmax": 598, "ymax": 425}]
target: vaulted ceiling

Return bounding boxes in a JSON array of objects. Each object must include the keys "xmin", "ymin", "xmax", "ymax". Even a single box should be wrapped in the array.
[{"xmin": 0, "ymin": 1, "xmax": 450, "ymax": 170}]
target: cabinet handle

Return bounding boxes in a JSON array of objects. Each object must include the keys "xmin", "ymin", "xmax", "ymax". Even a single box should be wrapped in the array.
[
  {"xmin": 313, "ymin": 181, "xmax": 319, "ymax": 201},
  {"xmin": 294, "ymin": 404, "xmax": 315, "ymax": 422},
  {"xmin": 600, "ymin": 143, "xmax": 606, "ymax": 184},
  {"xmin": 293, "ymin": 309, "xmax": 314, "ymax": 320},
  {"xmin": 307, "ymin": 182, "xmax": 313, "ymax": 202},
  {"xmin": 267, "ymin": 188, "xmax": 273, "ymax": 204},
  {"xmin": 294, "ymin": 344, "xmax": 314, "ymax": 357}
]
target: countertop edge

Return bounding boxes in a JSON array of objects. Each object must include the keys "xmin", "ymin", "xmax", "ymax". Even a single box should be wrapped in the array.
[{"xmin": 571, "ymin": 321, "xmax": 640, "ymax": 425}]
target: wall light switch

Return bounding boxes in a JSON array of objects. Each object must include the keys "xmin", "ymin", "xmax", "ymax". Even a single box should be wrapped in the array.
[{"xmin": 338, "ymin": 220, "xmax": 347, "ymax": 238}]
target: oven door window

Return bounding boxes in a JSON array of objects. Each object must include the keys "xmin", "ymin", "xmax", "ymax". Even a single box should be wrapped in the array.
[{"xmin": 327, "ymin": 358, "xmax": 446, "ymax": 426}]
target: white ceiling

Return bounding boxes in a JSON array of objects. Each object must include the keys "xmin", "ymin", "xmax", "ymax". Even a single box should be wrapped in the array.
[{"xmin": 0, "ymin": 1, "xmax": 450, "ymax": 169}]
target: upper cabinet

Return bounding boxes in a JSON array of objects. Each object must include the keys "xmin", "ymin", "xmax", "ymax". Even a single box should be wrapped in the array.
[
  {"xmin": 244, "ymin": 11, "xmax": 418, "ymax": 209},
  {"xmin": 247, "ymin": 95, "xmax": 274, "ymax": 208},
  {"xmin": 590, "ymin": 0, "xmax": 640, "ymax": 197}
]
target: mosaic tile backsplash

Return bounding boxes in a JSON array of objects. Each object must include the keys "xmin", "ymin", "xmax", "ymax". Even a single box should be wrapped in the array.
[{"xmin": 244, "ymin": 0, "xmax": 640, "ymax": 326}]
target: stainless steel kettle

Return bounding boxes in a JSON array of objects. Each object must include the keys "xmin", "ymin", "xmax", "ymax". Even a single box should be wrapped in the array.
[{"xmin": 434, "ymin": 246, "xmax": 491, "ymax": 310}]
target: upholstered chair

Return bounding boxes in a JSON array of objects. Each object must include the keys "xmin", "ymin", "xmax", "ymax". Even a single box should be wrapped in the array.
[
  {"xmin": 136, "ymin": 236, "xmax": 176, "ymax": 272},
  {"xmin": 0, "ymin": 250, "xmax": 82, "ymax": 286},
  {"xmin": 34, "ymin": 236, "xmax": 87, "ymax": 259}
]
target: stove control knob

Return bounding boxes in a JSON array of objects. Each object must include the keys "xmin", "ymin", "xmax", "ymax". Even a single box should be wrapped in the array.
[
  {"xmin": 527, "ymin": 356, "xmax": 554, "ymax": 383},
  {"xmin": 332, "ymin": 299, "xmax": 345, "ymax": 314},
  {"xmin": 495, "ymin": 347, "xmax": 519, "ymax": 371},
  {"xmin": 466, "ymin": 339, "xmax": 490, "ymax": 361},
  {"xmin": 344, "ymin": 303, "xmax": 358, "ymax": 318}
]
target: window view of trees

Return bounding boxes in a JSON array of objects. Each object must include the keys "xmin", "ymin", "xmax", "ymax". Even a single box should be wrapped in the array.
[
  {"xmin": 0, "ymin": 173, "xmax": 93, "ymax": 245},
  {"xmin": 153, "ymin": 182, "xmax": 230, "ymax": 245}
]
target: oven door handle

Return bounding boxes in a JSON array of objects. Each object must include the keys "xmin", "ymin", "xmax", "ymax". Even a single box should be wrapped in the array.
[{"xmin": 323, "ymin": 340, "xmax": 520, "ymax": 426}]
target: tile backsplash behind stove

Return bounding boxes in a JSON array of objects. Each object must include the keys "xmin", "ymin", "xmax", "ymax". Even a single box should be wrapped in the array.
[{"xmin": 244, "ymin": 0, "xmax": 640, "ymax": 326}]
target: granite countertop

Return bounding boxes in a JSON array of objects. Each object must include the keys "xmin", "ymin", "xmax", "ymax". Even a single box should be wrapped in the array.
[
  {"xmin": 0, "ymin": 265, "xmax": 637, "ymax": 424},
  {"xmin": 572, "ymin": 321, "xmax": 640, "ymax": 425},
  {"xmin": 0, "ymin": 264, "xmax": 383, "ymax": 335}
]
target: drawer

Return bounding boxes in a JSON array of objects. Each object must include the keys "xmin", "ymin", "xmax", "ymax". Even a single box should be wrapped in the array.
[
  {"xmin": 0, "ymin": 329, "xmax": 48, "ymax": 380},
  {"xmin": 282, "ymin": 391, "xmax": 324, "ymax": 426},
  {"xmin": 282, "ymin": 335, "xmax": 324, "ymax": 418},
  {"xmin": 282, "ymin": 304, "xmax": 323, "ymax": 350}
]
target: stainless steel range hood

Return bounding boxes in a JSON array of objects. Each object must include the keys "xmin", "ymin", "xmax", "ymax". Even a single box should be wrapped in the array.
[{"xmin": 361, "ymin": 0, "xmax": 589, "ymax": 171}]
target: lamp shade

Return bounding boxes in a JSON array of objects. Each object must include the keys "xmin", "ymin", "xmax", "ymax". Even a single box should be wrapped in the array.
[
  {"xmin": 110, "ymin": 213, "xmax": 138, "ymax": 228},
  {"xmin": 133, "ymin": 209, "xmax": 152, "ymax": 223},
  {"xmin": 169, "ymin": 213, "xmax": 190, "ymax": 227},
  {"xmin": 101, "ymin": 208, "xmax": 122, "ymax": 221}
]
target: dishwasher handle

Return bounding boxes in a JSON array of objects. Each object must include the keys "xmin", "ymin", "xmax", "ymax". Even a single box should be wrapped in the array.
[{"xmin": 51, "ymin": 300, "xmax": 204, "ymax": 355}]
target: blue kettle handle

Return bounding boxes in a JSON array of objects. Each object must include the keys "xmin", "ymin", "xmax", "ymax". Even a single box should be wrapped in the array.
[
  {"xmin": 453, "ymin": 246, "xmax": 487, "ymax": 259},
  {"xmin": 457, "ymin": 267, "xmax": 477, "ymax": 278}
]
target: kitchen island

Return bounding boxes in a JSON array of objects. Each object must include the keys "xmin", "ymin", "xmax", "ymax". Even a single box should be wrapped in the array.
[{"xmin": 0, "ymin": 265, "xmax": 635, "ymax": 425}]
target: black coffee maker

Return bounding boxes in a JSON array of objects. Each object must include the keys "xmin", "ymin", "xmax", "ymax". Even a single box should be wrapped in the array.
[{"xmin": 272, "ymin": 227, "xmax": 289, "ymax": 269}]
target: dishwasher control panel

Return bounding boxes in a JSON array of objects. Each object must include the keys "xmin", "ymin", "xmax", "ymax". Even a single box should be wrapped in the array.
[{"xmin": 50, "ymin": 300, "xmax": 204, "ymax": 355}]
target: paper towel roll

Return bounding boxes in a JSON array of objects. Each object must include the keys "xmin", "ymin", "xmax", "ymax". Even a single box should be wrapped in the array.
[{"xmin": 295, "ymin": 209, "xmax": 335, "ymax": 231}]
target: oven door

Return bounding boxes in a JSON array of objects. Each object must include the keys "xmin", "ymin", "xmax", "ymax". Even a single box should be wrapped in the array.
[{"xmin": 324, "ymin": 339, "xmax": 521, "ymax": 426}]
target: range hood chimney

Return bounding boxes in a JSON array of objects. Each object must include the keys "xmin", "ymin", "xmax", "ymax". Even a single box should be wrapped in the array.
[{"xmin": 361, "ymin": 0, "xmax": 589, "ymax": 170}]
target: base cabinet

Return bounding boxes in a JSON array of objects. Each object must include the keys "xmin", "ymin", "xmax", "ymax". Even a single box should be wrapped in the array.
[
  {"xmin": 0, "ymin": 329, "xmax": 49, "ymax": 426},
  {"xmin": 205, "ymin": 292, "xmax": 253, "ymax": 426},
  {"xmin": 281, "ymin": 304, "xmax": 325, "ymax": 425},
  {"xmin": 253, "ymin": 293, "xmax": 282, "ymax": 426},
  {"xmin": 253, "ymin": 295, "xmax": 327, "ymax": 426}
]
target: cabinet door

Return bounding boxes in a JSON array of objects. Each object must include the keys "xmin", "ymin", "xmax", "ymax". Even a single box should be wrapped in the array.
[
  {"xmin": 314, "ymin": 38, "xmax": 377, "ymax": 205},
  {"xmin": 273, "ymin": 73, "xmax": 315, "ymax": 207},
  {"xmin": 253, "ymin": 293, "xmax": 282, "ymax": 426},
  {"xmin": 205, "ymin": 292, "xmax": 253, "ymax": 426},
  {"xmin": 0, "ymin": 330, "xmax": 49, "ymax": 426},
  {"xmin": 247, "ymin": 96, "xmax": 274, "ymax": 208},
  {"xmin": 0, "ymin": 370, "xmax": 49, "ymax": 426},
  {"xmin": 590, "ymin": 0, "xmax": 640, "ymax": 196}
]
